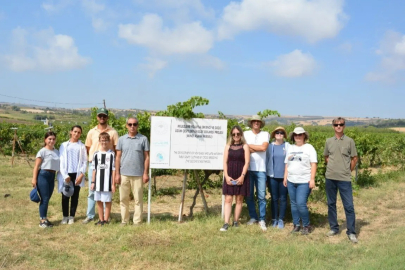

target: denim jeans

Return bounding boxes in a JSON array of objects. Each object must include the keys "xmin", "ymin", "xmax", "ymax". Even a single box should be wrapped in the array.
[
  {"xmin": 287, "ymin": 181, "xmax": 311, "ymax": 227},
  {"xmin": 37, "ymin": 170, "xmax": 55, "ymax": 219},
  {"xmin": 246, "ymin": 171, "xmax": 267, "ymax": 221},
  {"xmin": 86, "ymin": 164, "xmax": 96, "ymax": 219},
  {"xmin": 326, "ymin": 179, "xmax": 356, "ymax": 235},
  {"xmin": 268, "ymin": 177, "xmax": 288, "ymax": 220}
]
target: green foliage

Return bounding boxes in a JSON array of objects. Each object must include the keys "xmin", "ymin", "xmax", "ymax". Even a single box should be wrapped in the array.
[
  {"xmin": 155, "ymin": 96, "xmax": 209, "ymax": 119},
  {"xmin": 136, "ymin": 111, "xmax": 151, "ymax": 140},
  {"xmin": 257, "ymin": 109, "xmax": 280, "ymax": 118},
  {"xmin": 356, "ymin": 169, "xmax": 376, "ymax": 187}
]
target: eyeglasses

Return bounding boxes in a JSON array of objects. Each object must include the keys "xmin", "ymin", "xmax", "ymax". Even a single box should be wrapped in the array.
[
  {"xmin": 128, "ymin": 123, "xmax": 138, "ymax": 127},
  {"xmin": 232, "ymin": 133, "xmax": 241, "ymax": 137},
  {"xmin": 275, "ymin": 131, "xmax": 284, "ymax": 135},
  {"xmin": 98, "ymin": 115, "xmax": 108, "ymax": 118},
  {"xmin": 293, "ymin": 133, "xmax": 303, "ymax": 137},
  {"xmin": 333, "ymin": 123, "xmax": 345, "ymax": 127}
]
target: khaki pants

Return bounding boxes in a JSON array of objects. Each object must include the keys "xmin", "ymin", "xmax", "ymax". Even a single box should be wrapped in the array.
[{"xmin": 120, "ymin": 175, "xmax": 143, "ymax": 224}]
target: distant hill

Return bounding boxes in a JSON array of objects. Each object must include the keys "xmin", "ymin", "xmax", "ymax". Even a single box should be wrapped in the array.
[{"xmin": 0, "ymin": 102, "xmax": 400, "ymax": 127}]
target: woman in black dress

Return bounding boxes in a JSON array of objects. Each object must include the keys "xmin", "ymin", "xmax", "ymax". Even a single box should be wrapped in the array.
[{"xmin": 220, "ymin": 125, "xmax": 250, "ymax": 231}]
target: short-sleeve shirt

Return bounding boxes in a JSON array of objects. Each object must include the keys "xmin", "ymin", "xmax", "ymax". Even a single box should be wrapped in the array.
[
  {"xmin": 85, "ymin": 125, "xmax": 119, "ymax": 162},
  {"xmin": 92, "ymin": 150, "xmax": 115, "ymax": 192},
  {"xmin": 324, "ymin": 135, "xmax": 357, "ymax": 181},
  {"xmin": 116, "ymin": 133, "xmax": 150, "ymax": 176},
  {"xmin": 244, "ymin": 130, "xmax": 270, "ymax": 172},
  {"xmin": 36, "ymin": 148, "xmax": 60, "ymax": 171},
  {"xmin": 273, "ymin": 144, "xmax": 286, "ymax": 178},
  {"xmin": 285, "ymin": 144, "xmax": 317, "ymax": 183}
]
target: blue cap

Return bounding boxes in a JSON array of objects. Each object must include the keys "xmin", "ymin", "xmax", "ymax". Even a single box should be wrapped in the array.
[{"xmin": 30, "ymin": 187, "xmax": 41, "ymax": 203}]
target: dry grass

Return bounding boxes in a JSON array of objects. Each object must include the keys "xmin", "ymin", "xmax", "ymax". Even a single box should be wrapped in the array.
[
  {"xmin": 390, "ymin": 127, "xmax": 405, "ymax": 133},
  {"xmin": 1, "ymin": 156, "xmax": 405, "ymax": 269}
]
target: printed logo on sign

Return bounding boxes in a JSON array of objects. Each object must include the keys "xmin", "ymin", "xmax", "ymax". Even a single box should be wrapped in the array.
[{"xmin": 156, "ymin": 153, "xmax": 164, "ymax": 162}]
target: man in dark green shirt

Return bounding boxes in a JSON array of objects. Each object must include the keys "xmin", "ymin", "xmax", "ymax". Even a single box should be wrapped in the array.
[{"xmin": 324, "ymin": 117, "xmax": 359, "ymax": 243}]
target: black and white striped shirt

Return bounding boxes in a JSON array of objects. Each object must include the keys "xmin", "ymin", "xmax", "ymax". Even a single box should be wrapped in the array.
[{"xmin": 92, "ymin": 150, "xmax": 115, "ymax": 192}]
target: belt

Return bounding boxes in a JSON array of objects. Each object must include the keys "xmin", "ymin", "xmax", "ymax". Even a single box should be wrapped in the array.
[{"xmin": 42, "ymin": 169, "xmax": 56, "ymax": 173}]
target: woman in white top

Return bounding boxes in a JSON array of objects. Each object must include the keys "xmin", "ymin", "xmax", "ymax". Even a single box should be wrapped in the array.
[
  {"xmin": 57, "ymin": 125, "xmax": 87, "ymax": 225},
  {"xmin": 32, "ymin": 131, "xmax": 60, "ymax": 228},
  {"xmin": 283, "ymin": 127, "xmax": 317, "ymax": 235}
]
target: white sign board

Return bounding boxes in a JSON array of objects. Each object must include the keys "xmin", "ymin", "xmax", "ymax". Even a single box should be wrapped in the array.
[{"xmin": 150, "ymin": 116, "xmax": 227, "ymax": 170}]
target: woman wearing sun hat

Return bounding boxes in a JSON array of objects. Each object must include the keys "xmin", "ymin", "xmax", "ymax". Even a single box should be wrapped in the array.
[
  {"xmin": 283, "ymin": 127, "xmax": 317, "ymax": 235},
  {"xmin": 266, "ymin": 126, "xmax": 290, "ymax": 229}
]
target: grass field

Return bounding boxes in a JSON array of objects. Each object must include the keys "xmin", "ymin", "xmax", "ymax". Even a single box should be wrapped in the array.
[
  {"xmin": 1, "ymin": 156, "xmax": 405, "ymax": 269},
  {"xmin": 0, "ymin": 108, "xmax": 90, "ymax": 125}
]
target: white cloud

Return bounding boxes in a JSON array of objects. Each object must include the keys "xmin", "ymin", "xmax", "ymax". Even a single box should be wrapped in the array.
[
  {"xmin": 133, "ymin": 0, "xmax": 215, "ymax": 21},
  {"xmin": 394, "ymin": 36, "xmax": 405, "ymax": 55},
  {"xmin": 365, "ymin": 31, "xmax": 405, "ymax": 83},
  {"xmin": 338, "ymin": 42, "xmax": 352, "ymax": 53},
  {"xmin": 92, "ymin": 17, "xmax": 108, "ymax": 32},
  {"xmin": 2, "ymin": 27, "xmax": 91, "ymax": 72},
  {"xmin": 267, "ymin": 49, "xmax": 316, "ymax": 77},
  {"xmin": 138, "ymin": 57, "xmax": 168, "ymax": 78},
  {"xmin": 198, "ymin": 55, "xmax": 225, "ymax": 70},
  {"xmin": 217, "ymin": 0, "xmax": 346, "ymax": 43},
  {"xmin": 41, "ymin": 0, "xmax": 73, "ymax": 13},
  {"xmin": 81, "ymin": 0, "xmax": 105, "ymax": 13},
  {"xmin": 118, "ymin": 14, "xmax": 214, "ymax": 55}
]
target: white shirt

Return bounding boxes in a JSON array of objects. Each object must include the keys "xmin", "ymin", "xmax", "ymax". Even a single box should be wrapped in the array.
[
  {"xmin": 244, "ymin": 130, "xmax": 270, "ymax": 172},
  {"xmin": 285, "ymin": 144, "xmax": 317, "ymax": 183}
]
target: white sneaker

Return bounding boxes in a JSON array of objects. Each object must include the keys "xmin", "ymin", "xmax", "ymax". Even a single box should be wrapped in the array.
[
  {"xmin": 259, "ymin": 220, "xmax": 267, "ymax": 231},
  {"xmin": 246, "ymin": 218, "xmax": 258, "ymax": 225},
  {"xmin": 68, "ymin": 216, "xmax": 74, "ymax": 225},
  {"xmin": 61, "ymin": 217, "xmax": 68, "ymax": 225}
]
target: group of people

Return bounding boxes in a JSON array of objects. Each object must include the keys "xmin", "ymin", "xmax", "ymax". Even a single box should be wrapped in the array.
[
  {"xmin": 31, "ymin": 108, "xmax": 150, "ymax": 228},
  {"xmin": 31, "ymin": 110, "xmax": 359, "ymax": 243},
  {"xmin": 221, "ymin": 116, "xmax": 359, "ymax": 243}
]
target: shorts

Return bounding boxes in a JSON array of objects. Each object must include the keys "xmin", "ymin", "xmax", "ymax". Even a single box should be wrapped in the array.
[{"xmin": 94, "ymin": 191, "xmax": 112, "ymax": 202}]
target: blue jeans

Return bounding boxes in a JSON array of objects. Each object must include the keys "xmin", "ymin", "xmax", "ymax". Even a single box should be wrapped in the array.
[
  {"xmin": 268, "ymin": 177, "xmax": 287, "ymax": 220},
  {"xmin": 326, "ymin": 179, "xmax": 356, "ymax": 235},
  {"xmin": 287, "ymin": 181, "xmax": 311, "ymax": 227},
  {"xmin": 246, "ymin": 171, "xmax": 267, "ymax": 221},
  {"xmin": 86, "ymin": 164, "xmax": 96, "ymax": 219},
  {"xmin": 37, "ymin": 170, "xmax": 55, "ymax": 219}
]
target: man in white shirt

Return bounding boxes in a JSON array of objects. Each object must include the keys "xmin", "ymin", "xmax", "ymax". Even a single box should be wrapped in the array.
[{"xmin": 244, "ymin": 115, "xmax": 270, "ymax": 231}]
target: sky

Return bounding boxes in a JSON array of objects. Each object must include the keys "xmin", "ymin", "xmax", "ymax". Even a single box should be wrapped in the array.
[{"xmin": 0, "ymin": 0, "xmax": 405, "ymax": 118}]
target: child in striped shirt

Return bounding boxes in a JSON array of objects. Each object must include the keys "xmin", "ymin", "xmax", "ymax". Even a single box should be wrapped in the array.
[{"xmin": 91, "ymin": 132, "xmax": 116, "ymax": 226}]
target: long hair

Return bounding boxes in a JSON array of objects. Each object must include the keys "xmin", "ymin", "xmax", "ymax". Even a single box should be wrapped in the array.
[
  {"xmin": 43, "ymin": 131, "xmax": 57, "ymax": 146},
  {"xmin": 227, "ymin": 125, "xmax": 246, "ymax": 145}
]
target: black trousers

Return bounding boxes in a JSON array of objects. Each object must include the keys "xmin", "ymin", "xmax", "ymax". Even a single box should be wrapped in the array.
[{"xmin": 62, "ymin": 173, "xmax": 81, "ymax": 217}]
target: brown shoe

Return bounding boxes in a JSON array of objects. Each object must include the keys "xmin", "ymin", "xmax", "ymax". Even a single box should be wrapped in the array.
[
  {"xmin": 301, "ymin": 225, "xmax": 313, "ymax": 235},
  {"xmin": 291, "ymin": 225, "xmax": 301, "ymax": 233}
]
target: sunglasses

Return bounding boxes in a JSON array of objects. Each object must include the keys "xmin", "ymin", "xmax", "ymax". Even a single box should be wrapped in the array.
[
  {"xmin": 293, "ymin": 133, "xmax": 304, "ymax": 137},
  {"xmin": 275, "ymin": 131, "xmax": 284, "ymax": 135},
  {"xmin": 232, "ymin": 133, "xmax": 241, "ymax": 137},
  {"xmin": 128, "ymin": 123, "xmax": 138, "ymax": 127},
  {"xmin": 98, "ymin": 114, "xmax": 108, "ymax": 118},
  {"xmin": 333, "ymin": 123, "xmax": 345, "ymax": 127}
]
